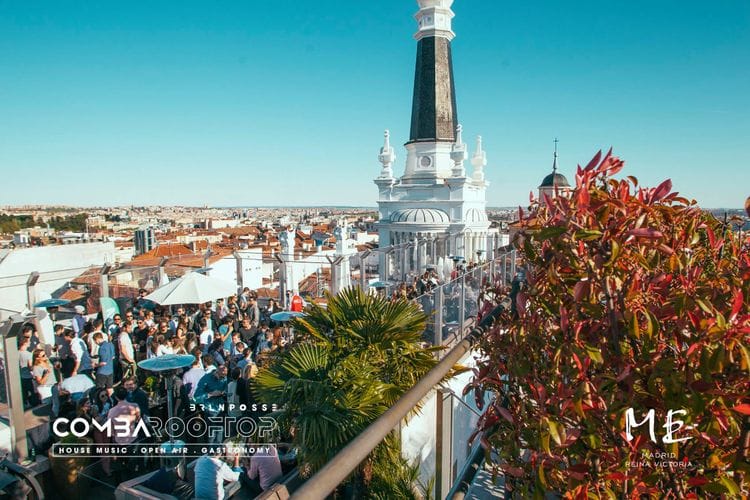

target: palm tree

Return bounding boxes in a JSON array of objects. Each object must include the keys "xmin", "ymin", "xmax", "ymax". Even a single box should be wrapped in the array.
[{"xmin": 254, "ymin": 287, "xmax": 453, "ymax": 483}]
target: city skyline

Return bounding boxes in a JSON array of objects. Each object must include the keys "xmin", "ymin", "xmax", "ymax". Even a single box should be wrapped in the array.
[{"xmin": 1, "ymin": 0, "xmax": 748, "ymax": 208}]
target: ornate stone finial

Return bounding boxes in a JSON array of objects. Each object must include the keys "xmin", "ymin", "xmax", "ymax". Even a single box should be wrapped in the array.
[
  {"xmin": 450, "ymin": 124, "xmax": 467, "ymax": 177},
  {"xmin": 471, "ymin": 135, "xmax": 487, "ymax": 184},
  {"xmin": 378, "ymin": 129, "xmax": 395, "ymax": 178}
]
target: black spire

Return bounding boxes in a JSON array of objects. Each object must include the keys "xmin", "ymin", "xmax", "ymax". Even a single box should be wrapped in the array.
[{"xmin": 408, "ymin": 10, "xmax": 458, "ymax": 143}]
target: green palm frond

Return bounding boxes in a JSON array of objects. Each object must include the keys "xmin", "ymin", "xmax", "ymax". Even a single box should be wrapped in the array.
[{"xmin": 254, "ymin": 286, "xmax": 444, "ymax": 483}]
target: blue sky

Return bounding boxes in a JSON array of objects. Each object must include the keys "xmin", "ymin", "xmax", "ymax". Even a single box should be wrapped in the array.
[{"xmin": 1, "ymin": 0, "xmax": 748, "ymax": 208}]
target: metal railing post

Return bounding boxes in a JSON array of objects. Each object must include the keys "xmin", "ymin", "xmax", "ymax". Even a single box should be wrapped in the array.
[
  {"xmin": 435, "ymin": 388, "xmax": 454, "ymax": 500},
  {"xmin": 100, "ymin": 264, "xmax": 111, "ymax": 299},
  {"xmin": 459, "ymin": 274, "xmax": 466, "ymax": 328},
  {"xmin": 233, "ymin": 251, "xmax": 244, "ymax": 294},
  {"xmin": 25, "ymin": 272, "xmax": 41, "ymax": 334},
  {"xmin": 276, "ymin": 255, "xmax": 287, "ymax": 307},
  {"xmin": 1, "ymin": 316, "xmax": 30, "ymax": 462},
  {"xmin": 359, "ymin": 252, "xmax": 369, "ymax": 291},
  {"xmin": 25, "ymin": 272, "xmax": 39, "ymax": 313},
  {"xmin": 415, "ymin": 239, "xmax": 422, "ymax": 275},
  {"xmin": 501, "ymin": 254, "xmax": 507, "ymax": 285},
  {"xmin": 434, "ymin": 285, "xmax": 444, "ymax": 347}
]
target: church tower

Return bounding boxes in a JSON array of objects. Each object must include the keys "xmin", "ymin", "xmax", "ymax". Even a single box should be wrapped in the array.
[
  {"xmin": 375, "ymin": 0, "xmax": 498, "ymax": 281},
  {"xmin": 538, "ymin": 139, "xmax": 571, "ymax": 203}
]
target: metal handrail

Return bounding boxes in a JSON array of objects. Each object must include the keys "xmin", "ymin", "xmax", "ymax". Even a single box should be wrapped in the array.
[{"xmin": 290, "ymin": 297, "xmax": 511, "ymax": 500}]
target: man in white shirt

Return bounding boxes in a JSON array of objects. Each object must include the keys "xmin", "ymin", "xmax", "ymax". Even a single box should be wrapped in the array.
[
  {"xmin": 59, "ymin": 362, "xmax": 95, "ymax": 401},
  {"xmin": 119, "ymin": 321, "xmax": 137, "ymax": 379},
  {"xmin": 182, "ymin": 351, "xmax": 206, "ymax": 400},
  {"xmin": 199, "ymin": 319, "xmax": 213, "ymax": 354},
  {"xmin": 64, "ymin": 329, "xmax": 93, "ymax": 377},
  {"xmin": 193, "ymin": 450, "xmax": 242, "ymax": 500}
]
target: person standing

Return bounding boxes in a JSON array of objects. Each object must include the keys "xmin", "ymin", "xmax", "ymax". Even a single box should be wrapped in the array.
[
  {"xmin": 133, "ymin": 318, "xmax": 150, "ymax": 362},
  {"xmin": 290, "ymin": 292, "xmax": 303, "ymax": 313},
  {"xmin": 107, "ymin": 386, "xmax": 141, "ymax": 444},
  {"xmin": 19, "ymin": 334, "xmax": 37, "ymax": 407},
  {"xmin": 182, "ymin": 350, "xmax": 206, "ymax": 401},
  {"xmin": 31, "ymin": 349, "xmax": 57, "ymax": 405},
  {"xmin": 94, "ymin": 332, "xmax": 115, "ymax": 393},
  {"xmin": 119, "ymin": 321, "xmax": 137, "ymax": 380},
  {"xmin": 199, "ymin": 319, "xmax": 214, "ymax": 354},
  {"xmin": 194, "ymin": 450, "xmax": 242, "ymax": 500},
  {"xmin": 123, "ymin": 376, "xmax": 150, "ymax": 418},
  {"xmin": 246, "ymin": 296, "xmax": 260, "ymax": 329},
  {"xmin": 64, "ymin": 329, "xmax": 93, "ymax": 378},
  {"xmin": 194, "ymin": 364, "xmax": 228, "ymax": 443},
  {"xmin": 72, "ymin": 305, "xmax": 87, "ymax": 338},
  {"xmin": 107, "ymin": 314, "xmax": 123, "ymax": 338}
]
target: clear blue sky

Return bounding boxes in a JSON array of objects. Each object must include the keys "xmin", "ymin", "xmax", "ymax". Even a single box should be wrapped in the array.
[{"xmin": 1, "ymin": 0, "xmax": 748, "ymax": 208}]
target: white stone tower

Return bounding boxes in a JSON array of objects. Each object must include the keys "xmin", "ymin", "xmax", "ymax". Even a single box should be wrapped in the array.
[{"xmin": 375, "ymin": 0, "xmax": 497, "ymax": 281}]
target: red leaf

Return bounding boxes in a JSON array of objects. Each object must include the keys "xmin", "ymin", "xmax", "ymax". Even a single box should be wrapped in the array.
[
  {"xmin": 498, "ymin": 406, "xmax": 514, "ymax": 424},
  {"xmin": 584, "ymin": 150, "xmax": 602, "ymax": 172},
  {"xmin": 577, "ymin": 187, "xmax": 590, "ymax": 208},
  {"xmin": 503, "ymin": 466, "xmax": 524, "ymax": 478},
  {"xmin": 569, "ymin": 471, "xmax": 586, "ymax": 481},
  {"xmin": 573, "ymin": 280, "xmax": 589, "ymax": 302},
  {"xmin": 731, "ymin": 404, "xmax": 750, "ymax": 415},
  {"xmin": 690, "ymin": 380, "xmax": 712, "ymax": 392},
  {"xmin": 569, "ymin": 463, "xmax": 589, "ymax": 474},
  {"xmin": 626, "ymin": 228, "xmax": 664, "ymax": 239},
  {"xmin": 657, "ymin": 244, "xmax": 675, "ymax": 255},
  {"xmin": 650, "ymin": 179, "xmax": 673, "ymax": 202},
  {"xmin": 560, "ymin": 304, "xmax": 569, "ymax": 333},
  {"xmin": 687, "ymin": 312, "xmax": 701, "ymax": 330},
  {"xmin": 706, "ymin": 226, "xmax": 717, "ymax": 248},
  {"xmin": 687, "ymin": 477, "xmax": 709, "ymax": 487},
  {"xmin": 730, "ymin": 289, "xmax": 743, "ymax": 321},
  {"xmin": 572, "ymin": 352, "xmax": 584, "ymax": 378},
  {"xmin": 605, "ymin": 472, "xmax": 626, "ymax": 482},
  {"xmin": 516, "ymin": 292, "xmax": 527, "ymax": 316},
  {"xmin": 616, "ymin": 365, "xmax": 631, "ymax": 382},
  {"xmin": 686, "ymin": 342, "xmax": 702, "ymax": 358}
]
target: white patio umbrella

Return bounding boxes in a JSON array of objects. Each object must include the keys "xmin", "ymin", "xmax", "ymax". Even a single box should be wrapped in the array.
[{"xmin": 144, "ymin": 272, "xmax": 237, "ymax": 305}]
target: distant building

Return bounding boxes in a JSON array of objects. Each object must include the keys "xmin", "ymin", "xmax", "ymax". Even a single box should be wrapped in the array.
[
  {"xmin": 134, "ymin": 226, "xmax": 157, "ymax": 256},
  {"xmin": 538, "ymin": 139, "xmax": 571, "ymax": 203},
  {"xmin": 12, "ymin": 231, "xmax": 30, "ymax": 247}
]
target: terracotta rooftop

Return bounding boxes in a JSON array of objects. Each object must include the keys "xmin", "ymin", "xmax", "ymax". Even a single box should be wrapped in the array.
[{"xmin": 132, "ymin": 243, "xmax": 193, "ymax": 260}]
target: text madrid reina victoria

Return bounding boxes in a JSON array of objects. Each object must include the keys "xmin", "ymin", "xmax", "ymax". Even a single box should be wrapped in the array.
[{"xmin": 50, "ymin": 403, "xmax": 279, "ymax": 458}]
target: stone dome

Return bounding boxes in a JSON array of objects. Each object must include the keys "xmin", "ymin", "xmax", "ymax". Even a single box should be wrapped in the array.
[
  {"xmin": 465, "ymin": 208, "xmax": 488, "ymax": 223},
  {"xmin": 539, "ymin": 172, "xmax": 570, "ymax": 188},
  {"xmin": 389, "ymin": 208, "xmax": 450, "ymax": 224}
]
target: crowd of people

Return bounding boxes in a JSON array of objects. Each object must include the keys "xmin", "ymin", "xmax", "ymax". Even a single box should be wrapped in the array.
[
  {"xmin": 386, "ymin": 261, "xmax": 485, "ymax": 302},
  {"xmin": 10, "ymin": 264, "xmax": 505, "ymax": 498},
  {"xmin": 13, "ymin": 287, "xmax": 306, "ymax": 497}
]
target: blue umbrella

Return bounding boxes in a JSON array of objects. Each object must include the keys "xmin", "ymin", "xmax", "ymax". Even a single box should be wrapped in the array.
[
  {"xmin": 33, "ymin": 298, "xmax": 71, "ymax": 309},
  {"xmin": 270, "ymin": 311, "xmax": 306, "ymax": 322},
  {"xmin": 138, "ymin": 354, "xmax": 196, "ymax": 372}
]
